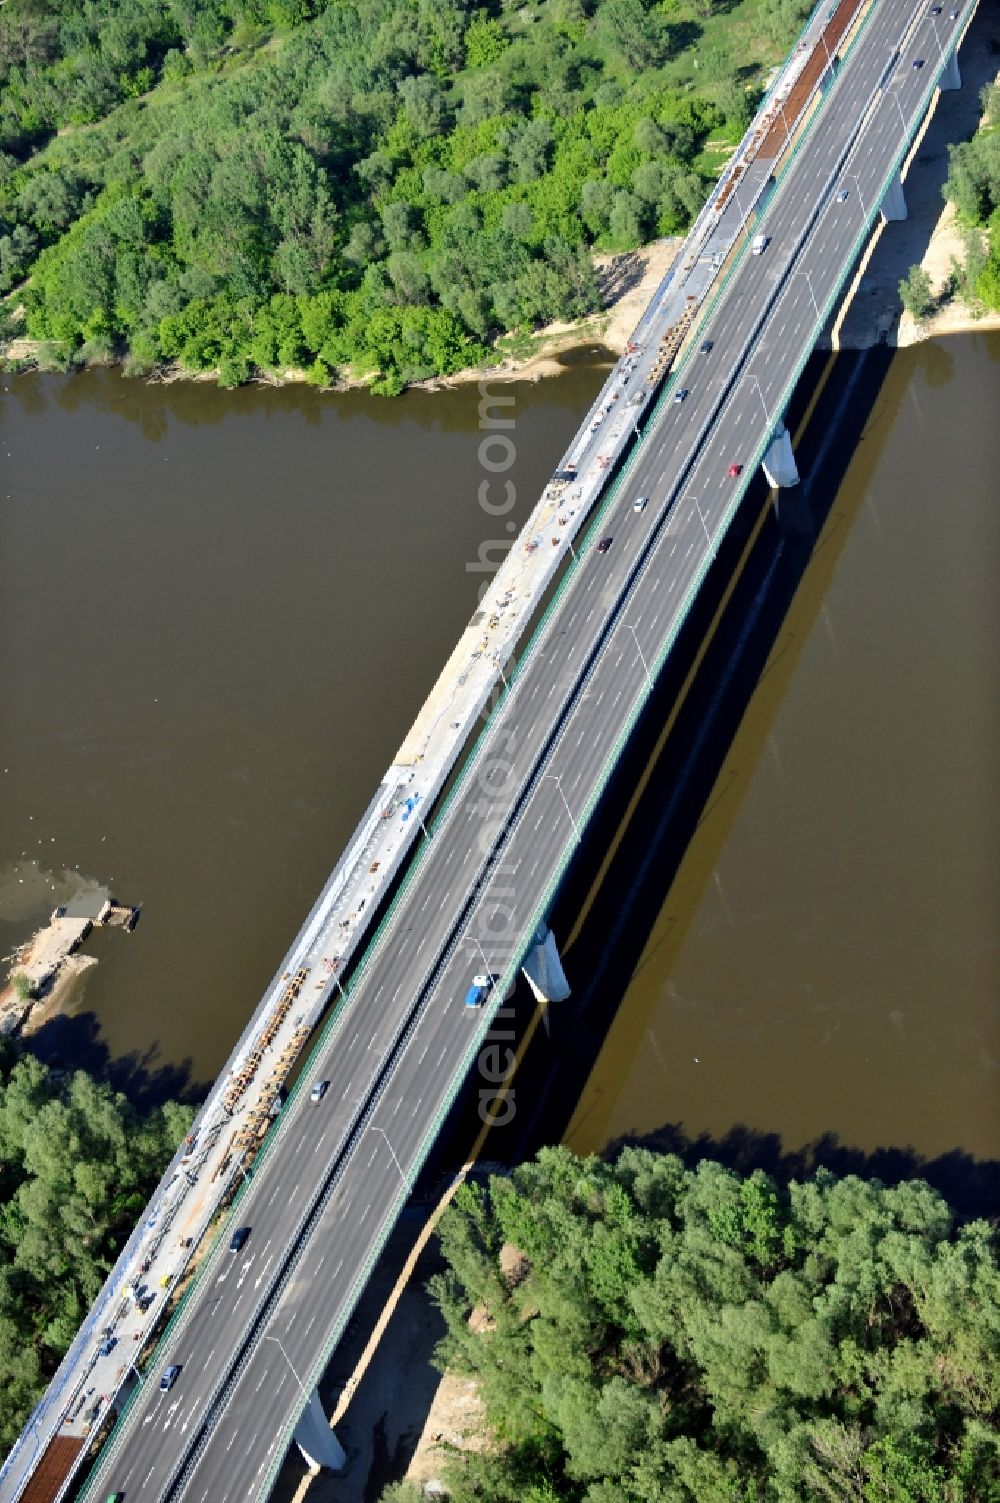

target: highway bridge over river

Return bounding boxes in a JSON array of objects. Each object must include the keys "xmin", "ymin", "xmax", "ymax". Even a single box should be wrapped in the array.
[{"xmin": 3, "ymin": 1, "xmax": 977, "ymax": 1499}]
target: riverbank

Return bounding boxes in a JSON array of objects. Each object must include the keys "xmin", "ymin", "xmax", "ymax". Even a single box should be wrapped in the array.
[
  {"xmin": 2, "ymin": 236, "xmax": 679, "ymax": 391},
  {"xmin": 829, "ymin": 18, "xmax": 999, "ymax": 350}
]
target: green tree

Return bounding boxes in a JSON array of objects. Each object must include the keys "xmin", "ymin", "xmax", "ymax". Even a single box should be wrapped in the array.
[{"xmin": 899, "ymin": 264, "xmax": 935, "ymax": 320}]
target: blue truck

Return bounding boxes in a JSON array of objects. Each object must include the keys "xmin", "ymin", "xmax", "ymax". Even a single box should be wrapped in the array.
[{"xmin": 464, "ymin": 973, "xmax": 493, "ymax": 1009}]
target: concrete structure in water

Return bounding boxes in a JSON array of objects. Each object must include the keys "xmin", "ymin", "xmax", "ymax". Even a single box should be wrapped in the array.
[{"xmin": 6, "ymin": 892, "xmax": 139, "ymax": 1005}]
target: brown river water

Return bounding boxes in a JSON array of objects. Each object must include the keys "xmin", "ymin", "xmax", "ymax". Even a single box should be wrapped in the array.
[{"xmin": 0, "ymin": 340, "xmax": 997, "ymax": 1173}]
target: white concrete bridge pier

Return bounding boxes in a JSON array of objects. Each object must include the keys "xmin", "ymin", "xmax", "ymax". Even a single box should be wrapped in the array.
[
  {"xmin": 762, "ymin": 422, "xmax": 801, "ymax": 490},
  {"xmin": 293, "ymin": 1389, "xmax": 346, "ymax": 1471},
  {"xmin": 940, "ymin": 46, "xmax": 960, "ymax": 91},
  {"xmin": 521, "ymin": 922, "xmax": 571, "ymax": 1003},
  {"xmin": 880, "ymin": 171, "xmax": 908, "ymax": 222}
]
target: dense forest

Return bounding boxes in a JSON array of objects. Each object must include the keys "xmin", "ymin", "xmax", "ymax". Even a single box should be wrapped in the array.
[
  {"xmin": 387, "ymin": 1147, "xmax": 1000, "ymax": 1502},
  {"xmin": 0, "ymin": 0, "xmax": 816, "ymax": 390},
  {"xmin": 0, "ymin": 1043, "xmax": 194, "ymax": 1449}
]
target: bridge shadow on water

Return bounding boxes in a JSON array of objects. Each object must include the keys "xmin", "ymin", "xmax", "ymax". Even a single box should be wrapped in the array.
[
  {"xmin": 428, "ymin": 338, "xmax": 999, "ymax": 1220},
  {"xmin": 282, "ymin": 343, "xmax": 998, "ymax": 1499}
]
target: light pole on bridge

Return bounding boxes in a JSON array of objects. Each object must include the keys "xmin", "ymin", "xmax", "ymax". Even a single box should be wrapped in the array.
[
  {"xmin": 841, "ymin": 173, "xmax": 869, "ymax": 223},
  {"xmin": 543, "ymin": 772, "xmax": 581, "ymax": 844},
  {"xmin": 793, "ymin": 268, "xmax": 822, "ymax": 322},
  {"xmin": 689, "ymin": 493, "xmax": 713, "ymax": 552},
  {"xmin": 264, "ymin": 1334, "xmax": 312, "ymax": 1408},
  {"xmin": 740, "ymin": 371, "xmax": 774, "ymax": 433},
  {"xmin": 370, "ymin": 1126, "xmax": 408, "ymax": 1190},
  {"xmin": 625, "ymin": 624, "xmax": 652, "ymax": 691}
]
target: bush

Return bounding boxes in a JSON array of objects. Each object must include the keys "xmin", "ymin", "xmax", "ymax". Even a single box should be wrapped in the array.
[{"xmin": 899, "ymin": 264, "xmax": 935, "ymax": 320}]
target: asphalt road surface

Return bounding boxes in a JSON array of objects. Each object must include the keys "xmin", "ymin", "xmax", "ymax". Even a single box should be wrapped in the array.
[{"xmin": 83, "ymin": 4, "xmax": 964, "ymax": 1499}]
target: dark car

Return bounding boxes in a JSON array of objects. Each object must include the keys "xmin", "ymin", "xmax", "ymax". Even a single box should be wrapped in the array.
[
  {"xmin": 912, "ymin": 57, "xmax": 924, "ymax": 68},
  {"xmin": 229, "ymin": 1226, "xmax": 251, "ymax": 1254},
  {"xmin": 699, "ymin": 340, "xmax": 714, "ymax": 354},
  {"xmin": 596, "ymin": 537, "xmax": 614, "ymax": 554},
  {"xmin": 728, "ymin": 463, "xmax": 743, "ymax": 478},
  {"xmin": 98, "ymin": 1337, "xmax": 116, "ymax": 1357},
  {"xmin": 929, "ymin": 5, "xmax": 942, "ymax": 12},
  {"xmin": 159, "ymin": 1364, "xmax": 181, "ymax": 1392},
  {"xmin": 673, "ymin": 388, "xmax": 689, "ymax": 404},
  {"xmin": 310, "ymin": 1079, "xmax": 330, "ymax": 1103}
]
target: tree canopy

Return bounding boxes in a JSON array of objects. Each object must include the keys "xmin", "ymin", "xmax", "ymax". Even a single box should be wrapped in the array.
[
  {"xmin": 943, "ymin": 81, "xmax": 1000, "ymax": 313},
  {"xmin": 407, "ymin": 1146, "xmax": 1000, "ymax": 1502},
  {"xmin": 0, "ymin": 0, "xmax": 815, "ymax": 388},
  {"xmin": 0, "ymin": 1043, "xmax": 194, "ymax": 1450}
]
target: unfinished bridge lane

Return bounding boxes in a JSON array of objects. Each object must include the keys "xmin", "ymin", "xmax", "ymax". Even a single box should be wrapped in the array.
[{"xmin": 85, "ymin": 2, "xmax": 954, "ymax": 1498}]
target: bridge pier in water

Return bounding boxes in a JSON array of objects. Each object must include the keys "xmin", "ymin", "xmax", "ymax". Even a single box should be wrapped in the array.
[
  {"xmin": 293, "ymin": 1389, "xmax": 346, "ymax": 1472},
  {"xmin": 521, "ymin": 922, "xmax": 571, "ymax": 1003},
  {"xmin": 762, "ymin": 423, "xmax": 800, "ymax": 490},
  {"xmin": 880, "ymin": 172, "xmax": 907, "ymax": 223},
  {"xmin": 940, "ymin": 46, "xmax": 960, "ymax": 92}
]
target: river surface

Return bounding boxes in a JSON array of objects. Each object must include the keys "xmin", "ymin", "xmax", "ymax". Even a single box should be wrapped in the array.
[
  {"xmin": 1, "ymin": 339, "xmax": 997, "ymax": 1168},
  {"xmin": 0, "ymin": 364, "xmax": 604, "ymax": 1097},
  {"xmin": 564, "ymin": 334, "xmax": 1000, "ymax": 1169}
]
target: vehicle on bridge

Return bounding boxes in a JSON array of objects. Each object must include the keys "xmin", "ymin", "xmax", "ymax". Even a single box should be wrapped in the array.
[
  {"xmin": 633, "ymin": 496, "xmax": 648, "ymax": 513},
  {"xmin": 229, "ymin": 1226, "xmax": 251, "ymax": 1253},
  {"xmin": 310, "ymin": 1078, "xmax": 330, "ymax": 1103},
  {"xmin": 751, "ymin": 232, "xmax": 770, "ymax": 255},
  {"xmin": 728, "ymin": 463, "xmax": 744, "ymax": 478},
  {"xmin": 596, "ymin": 537, "xmax": 614, "ymax": 555},
  {"xmin": 464, "ymin": 974, "xmax": 494, "ymax": 1009},
  {"xmin": 159, "ymin": 1365, "xmax": 181, "ymax": 1392}
]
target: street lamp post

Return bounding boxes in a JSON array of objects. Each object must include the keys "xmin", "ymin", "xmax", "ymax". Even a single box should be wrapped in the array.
[
  {"xmin": 778, "ymin": 100, "xmax": 794, "ymax": 157},
  {"xmin": 890, "ymin": 85, "xmax": 908, "ymax": 139},
  {"xmin": 543, "ymin": 773, "xmax": 581, "ymax": 843},
  {"xmin": 471, "ymin": 933, "xmax": 493, "ymax": 979},
  {"xmin": 842, "ymin": 173, "xmax": 868, "ymax": 222},
  {"xmin": 626, "ymin": 624, "xmax": 652, "ymax": 690},
  {"xmin": 264, "ymin": 1334, "xmax": 311, "ymax": 1407},
  {"xmin": 690, "ymin": 494, "xmax": 713, "ymax": 551},
  {"xmin": 370, "ymin": 1126, "xmax": 407, "ymax": 1189},
  {"xmin": 741, "ymin": 371, "xmax": 773, "ymax": 431},
  {"xmin": 794, "ymin": 269, "xmax": 821, "ymax": 322},
  {"xmin": 818, "ymin": 27, "xmax": 835, "ymax": 76}
]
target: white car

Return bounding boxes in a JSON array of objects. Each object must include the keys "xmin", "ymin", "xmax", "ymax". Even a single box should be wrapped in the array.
[{"xmin": 633, "ymin": 496, "xmax": 648, "ymax": 513}]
